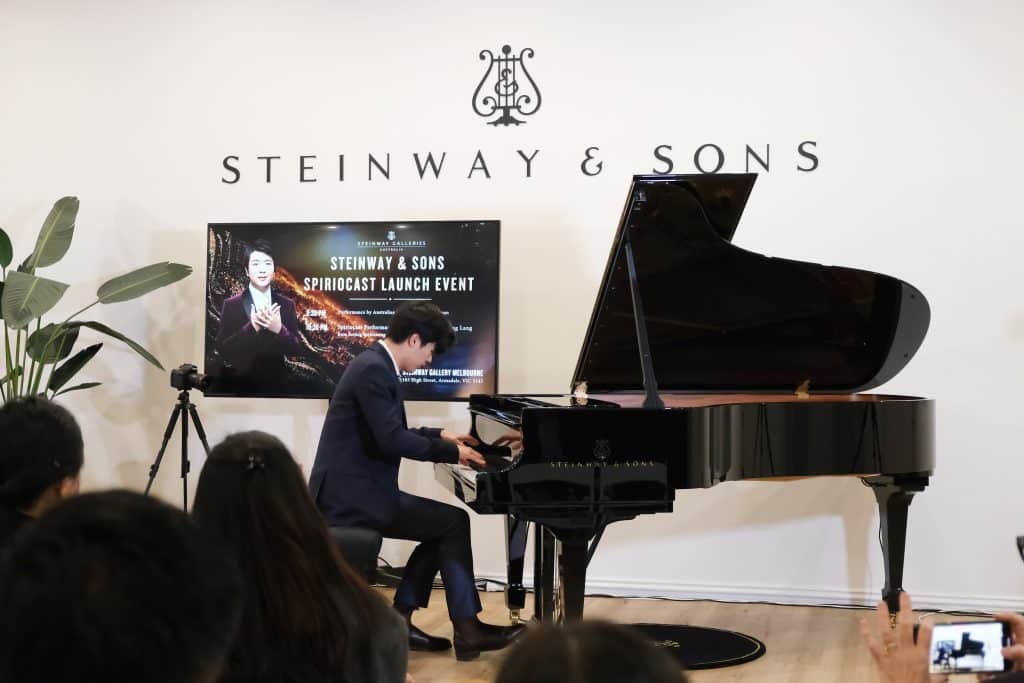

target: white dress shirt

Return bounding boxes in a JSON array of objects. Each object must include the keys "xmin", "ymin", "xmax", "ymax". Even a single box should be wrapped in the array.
[
  {"xmin": 377, "ymin": 339, "xmax": 401, "ymax": 376},
  {"xmin": 248, "ymin": 284, "xmax": 272, "ymax": 317}
]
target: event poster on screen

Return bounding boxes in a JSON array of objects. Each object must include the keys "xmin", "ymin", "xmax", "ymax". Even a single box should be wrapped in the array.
[{"xmin": 204, "ymin": 221, "xmax": 500, "ymax": 400}]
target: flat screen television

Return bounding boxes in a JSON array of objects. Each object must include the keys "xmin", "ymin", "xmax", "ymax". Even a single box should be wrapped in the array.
[{"xmin": 203, "ymin": 220, "xmax": 500, "ymax": 400}]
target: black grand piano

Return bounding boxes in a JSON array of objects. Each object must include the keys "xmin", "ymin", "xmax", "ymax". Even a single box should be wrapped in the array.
[{"xmin": 435, "ymin": 173, "xmax": 934, "ymax": 628}]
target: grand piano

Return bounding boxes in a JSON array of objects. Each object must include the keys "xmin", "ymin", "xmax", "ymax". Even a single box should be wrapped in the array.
[{"xmin": 435, "ymin": 173, "xmax": 934, "ymax": 626}]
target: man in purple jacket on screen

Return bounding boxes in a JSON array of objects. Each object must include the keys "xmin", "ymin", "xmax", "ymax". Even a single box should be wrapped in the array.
[{"xmin": 215, "ymin": 238, "xmax": 300, "ymax": 390}]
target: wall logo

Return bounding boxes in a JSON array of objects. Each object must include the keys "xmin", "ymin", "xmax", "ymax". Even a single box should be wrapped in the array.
[
  {"xmin": 472, "ymin": 45, "xmax": 542, "ymax": 127},
  {"xmin": 387, "ymin": 230, "xmax": 396, "ymax": 241},
  {"xmin": 220, "ymin": 43, "xmax": 822, "ymax": 184}
]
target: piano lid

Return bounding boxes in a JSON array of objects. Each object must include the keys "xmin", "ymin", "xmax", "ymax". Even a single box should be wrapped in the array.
[{"xmin": 571, "ymin": 174, "xmax": 930, "ymax": 394}]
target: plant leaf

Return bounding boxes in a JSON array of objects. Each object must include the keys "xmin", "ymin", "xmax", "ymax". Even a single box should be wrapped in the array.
[
  {"xmin": 1, "ymin": 271, "xmax": 69, "ymax": 329},
  {"xmin": 68, "ymin": 320, "xmax": 163, "ymax": 370},
  {"xmin": 0, "ymin": 228, "xmax": 12, "ymax": 269},
  {"xmin": 0, "ymin": 280, "xmax": 4, "ymax": 319},
  {"xmin": 48, "ymin": 342, "xmax": 102, "ymax": 393},
  {"xmin": 97, "ymin": 262, "xmax": 191, "ymax": 304},
  {"xmin": 25, "ymin": 197, "xmax": 78, "ymax": 272},
  {"xmin": 27, "ymin": 323, "xmax": 81, "ymax": 363},
  {"xmin": 54, "ymin": 381, "xmax": 102, "ymax": 397}
]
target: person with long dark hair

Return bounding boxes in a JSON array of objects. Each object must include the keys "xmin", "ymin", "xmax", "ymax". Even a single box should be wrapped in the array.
[
  {"xmin": 0, "ymin": 397, "xmax": 83, "ymax": 547},
  {"xmin": 192, "ymin": 431, "xmax": 408, "ymax": 683}
]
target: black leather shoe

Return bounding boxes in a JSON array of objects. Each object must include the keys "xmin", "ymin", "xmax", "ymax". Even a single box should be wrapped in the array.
[
  {"xmin": 452, "ymin": 619, "xmax": 526, "ymax": 661},
  {"xmin": 407, "ymin": 622, "xmax": 452, "ymax": 652}
]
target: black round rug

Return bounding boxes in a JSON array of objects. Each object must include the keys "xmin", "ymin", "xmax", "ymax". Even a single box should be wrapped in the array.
[{"xmin": 630, "ymin": 623, "xmax": 766, "ymax": 670}]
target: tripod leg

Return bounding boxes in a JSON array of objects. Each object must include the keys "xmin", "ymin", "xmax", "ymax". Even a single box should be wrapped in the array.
[
  {"xmin": 145, "ymin": 405, "xmax": 183, "ymax": 496},
  {"xmin": 187, "ymin": 403, "xmax": 213, "ymax": 457},
  {"xmin": 181, "ymin": 399, "xmax": 190, "ymax": 511}
]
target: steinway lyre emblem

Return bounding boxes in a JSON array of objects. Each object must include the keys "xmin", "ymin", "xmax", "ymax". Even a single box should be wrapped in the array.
[
  {"xmin": 472, "ymin": 45, "xmax": 542, "ymax": 126},
  {"xmin": 594, "ymin": 439, "xmax": 611, "ymax": 462}
]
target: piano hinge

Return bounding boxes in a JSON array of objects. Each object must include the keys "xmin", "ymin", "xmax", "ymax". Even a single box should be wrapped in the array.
[{"xmin": 795, "ymin": 379, "xmax": 811, "ymax": 399}]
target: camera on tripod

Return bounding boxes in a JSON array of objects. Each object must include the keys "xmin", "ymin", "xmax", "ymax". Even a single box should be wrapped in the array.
[
  {"xmin": 170, "ymin": 363, "xmax": 210, "ymax": 392},
  {"xmin": 147, "ymin": 362, "xmax": 212, "ymax": 510}
]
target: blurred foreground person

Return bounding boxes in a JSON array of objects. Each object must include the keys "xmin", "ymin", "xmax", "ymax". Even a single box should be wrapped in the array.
[
  {"xmin": 0, "ymin": 490, "xmax": 242, "ymax": 683},
  {"xmin": 496, "ymin": 620, "xmax": 689, "ymax": 683},
  {"xmin": 193, "ymin": 431, "xmax": 408, "ymax": 683},
  {"xmin": 0, "ymin": 397, "xmax": 83, "ymax": 546}
]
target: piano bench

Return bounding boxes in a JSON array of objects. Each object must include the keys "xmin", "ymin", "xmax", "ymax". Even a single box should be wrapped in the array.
[{"xmin": 328, "ymin": 526, "xmax": 383, "ymax": 582}]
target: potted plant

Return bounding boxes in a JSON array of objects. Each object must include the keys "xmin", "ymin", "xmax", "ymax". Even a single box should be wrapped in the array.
[{"xmin": 0, "ymin": 197, "xmax": 191, "ymax": 401}]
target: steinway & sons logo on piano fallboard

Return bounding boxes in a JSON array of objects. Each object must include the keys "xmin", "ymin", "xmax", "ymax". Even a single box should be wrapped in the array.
[{"xmin": 219, "ymin": 43, "xmax": 819, "ymax": 185}]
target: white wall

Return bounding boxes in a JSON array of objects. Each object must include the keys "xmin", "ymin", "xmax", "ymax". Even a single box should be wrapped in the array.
[{"xmin": 2, "ymin": 0, "xmax": 1023, "ymax": 612}]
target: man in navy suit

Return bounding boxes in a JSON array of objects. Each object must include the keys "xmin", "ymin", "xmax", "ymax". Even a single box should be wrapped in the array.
[
  {"xmin": 215, "ymin": 239, "xmax": 301, "ymax": 391},
  {"xmin": 310, "ymin": 302, "xmax": 524, "ymax": 661}
]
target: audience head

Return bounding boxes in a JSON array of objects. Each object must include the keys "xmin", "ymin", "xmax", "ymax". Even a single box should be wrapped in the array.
[
  {"xmin": 0, "ymin": 397, "xmax": 83, "ymax": 516},
  {"xmin": 496, "ymin": 621, "xmax": 688, "ymax": 683},
  {"xmin": 0, "ymin": 490, "xmax": 242, "ymax": 683},
  {"xmin": 193, "ymin": 431, "xmax": 376, "ymax": 681}
]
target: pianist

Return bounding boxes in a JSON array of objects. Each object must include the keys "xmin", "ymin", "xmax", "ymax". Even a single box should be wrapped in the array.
[{"xmin": 309, "ymin": 301, "xmax": 525, "ymax": 660}]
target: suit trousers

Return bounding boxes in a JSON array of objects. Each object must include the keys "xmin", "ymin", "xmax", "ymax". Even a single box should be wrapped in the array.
[{"xmin": 381, "ymin": 492, "xmax": 482, "ymax": 620}]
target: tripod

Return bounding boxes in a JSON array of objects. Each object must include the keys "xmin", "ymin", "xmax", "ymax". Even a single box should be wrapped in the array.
[{"xmin": 144, "ymin": 388, "xmax": 211, "ymax": 511}]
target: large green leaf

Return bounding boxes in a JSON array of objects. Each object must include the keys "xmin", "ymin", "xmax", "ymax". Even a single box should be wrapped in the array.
[
  {"xmin": 48, "ymin": 342, "xmax": 102, "ymax": 393},
  {"xmin": 27, "ymin": 323, "xmax": 81, "ymax": 363},
  {"xmin": 0, "ymin": 228, "xmax": 11, "ymax": 269},
  {"xmin": 25, "ymin": 196, "xmax": 78, "ymax": 272},
  {"xmin": 97, "ymin": 262, "xmax": 192, "ymax": 304},
  {"xmin": 0, "ymin": 280, "xmax": 4, "ymax": 318},
  {"xmin": 1, "ymin": 270, "xmax": 69, "ymax": 329},
  {"xmin": 67, "ymin": 320, "xmax": 163, "ymax": 370},
  {"xmin": 54, "ymin": 381, "xmax": 101, "ymax": 397}
]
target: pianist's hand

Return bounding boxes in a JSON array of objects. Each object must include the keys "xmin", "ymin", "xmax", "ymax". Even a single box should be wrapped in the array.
[
  {"xmin": 493, "ymin": 430, "xmax": 523, "ymax": 448},
  {"xmin": 457, "ymin": 443, "xmax": 486, "ymax": 468},
  {"xmin": 441, "ymin": 429, "xmax": 480, "ymax": 446},
  {"xmin": 860, "ymin": 593, "xmax": 936, "ymax": 683}
]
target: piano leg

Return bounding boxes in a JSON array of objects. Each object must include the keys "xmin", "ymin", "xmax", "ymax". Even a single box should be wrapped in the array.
[
  {"xmin": 556, "ymin": 533, "xmax": 589, "ymax": 622},
  {"xmin": 865, "ymin": 474, "xmax": 929, "ymax": 615},
  {"xmin": 504, "ymin": 514, "xmax": 530, "ymax": 623},
  {"xmin": 534, "ymin": 525, "xmax": 556, "ymax": 622}
]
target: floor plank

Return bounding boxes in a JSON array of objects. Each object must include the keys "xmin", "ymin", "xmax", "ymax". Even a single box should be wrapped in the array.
[{"xmin": 391, "ymin": 588, "xmax": 897, "ymax": 682}]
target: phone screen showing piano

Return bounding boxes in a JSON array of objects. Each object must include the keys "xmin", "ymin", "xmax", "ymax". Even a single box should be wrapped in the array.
[{"xmin": 929, "ymin": 621, "xmax": 1010, "ymax": 674}]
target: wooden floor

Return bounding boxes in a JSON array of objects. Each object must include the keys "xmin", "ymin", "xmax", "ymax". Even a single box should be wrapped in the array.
[{"xmin": 392, "ymin": 588, "xmax": 894, "ymax": 683}]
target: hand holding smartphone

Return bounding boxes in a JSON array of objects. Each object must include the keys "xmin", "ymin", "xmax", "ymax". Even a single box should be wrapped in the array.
[{"xmin": 929, "ymin": 620, "xmax": 1012, "ymax": 674}]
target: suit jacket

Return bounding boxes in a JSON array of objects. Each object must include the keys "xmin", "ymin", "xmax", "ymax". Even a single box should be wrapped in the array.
[
  {"xmin": 309, "ymin": 343, "xmax": 459, "ymax": 529},
  {"xmin": 215, "ymin": 288, "xmax": 300, "ymax": 376}
]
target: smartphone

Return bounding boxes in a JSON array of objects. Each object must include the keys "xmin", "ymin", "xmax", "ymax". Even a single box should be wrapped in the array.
[{"xmin": 929, "ymin": 620, "xmax": 1012, "ymax": 674}]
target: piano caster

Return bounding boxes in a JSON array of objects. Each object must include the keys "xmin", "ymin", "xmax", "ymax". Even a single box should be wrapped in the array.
[{"xmin": 509, "ymin": 608, "xmax": 522, "ymax": 625}]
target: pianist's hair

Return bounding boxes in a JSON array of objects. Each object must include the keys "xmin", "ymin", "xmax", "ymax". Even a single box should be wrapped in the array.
[
  {"xmin": 0, "ymin": 490, "xmax": 242, "ymax": 683},
  {"xmin": 0, "ymin": 396, "xmax": 83, "ymax": 510},
  {"xmin": 496, "ymin": 620, "xmax": 688, "ymax": 683},
  {"xmin": 192, "ymin": 430, "xmax": 383, "ymax": 683},
  {"xmin": 386, "ymin": 300, "xmax": 456, "ymax": 354}
]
